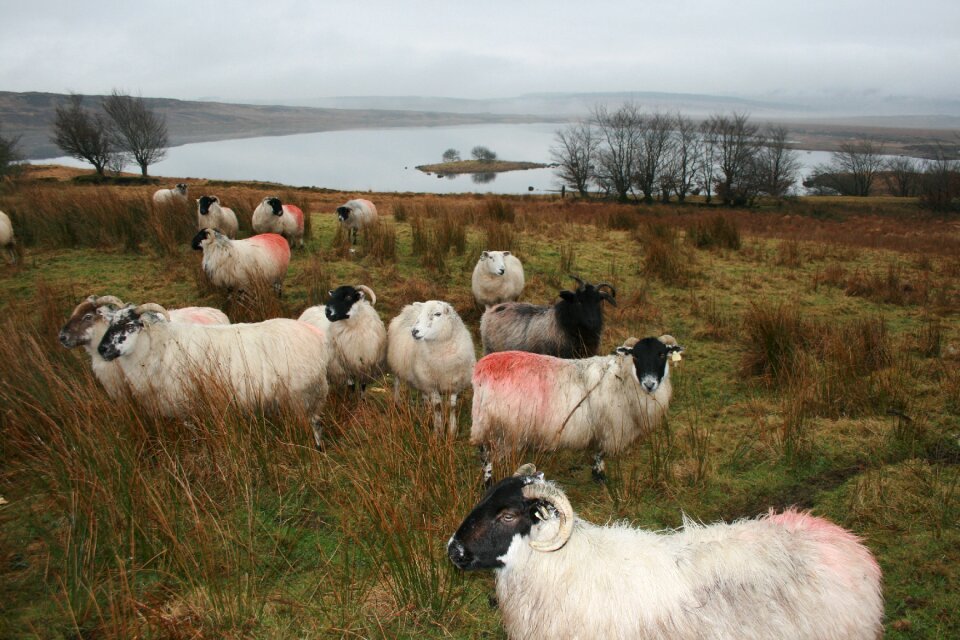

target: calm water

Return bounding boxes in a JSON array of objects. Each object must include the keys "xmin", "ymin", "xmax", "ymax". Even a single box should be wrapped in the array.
[{"xmin": 40, "ymin": 123, "xmax": 914, "ymax": 195}]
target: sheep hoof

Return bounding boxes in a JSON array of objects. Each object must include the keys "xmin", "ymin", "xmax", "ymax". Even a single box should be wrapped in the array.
[{"xmin": 591, "ymin": 468, "xmax": 607, "ymax": 484}]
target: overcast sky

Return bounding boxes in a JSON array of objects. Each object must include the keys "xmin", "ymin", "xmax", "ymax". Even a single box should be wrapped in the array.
[{"xmin": 2, "ymin": 0, "xmax": 958, "ymax": 104}]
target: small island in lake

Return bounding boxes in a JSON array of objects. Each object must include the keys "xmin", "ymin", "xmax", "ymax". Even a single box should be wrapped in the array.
[{"xmin": 415, "ymin": 159, "xmax": 550, "ymax": 175}]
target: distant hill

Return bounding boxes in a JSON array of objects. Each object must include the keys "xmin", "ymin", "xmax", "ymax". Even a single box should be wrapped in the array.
[{"xmin": 0, "ymin": 92, "xmax": 554, "ymax": 160}]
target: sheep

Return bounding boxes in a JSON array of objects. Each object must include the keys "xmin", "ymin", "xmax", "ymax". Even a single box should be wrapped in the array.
[
  {"xmin": 448, "ymin": 465, "xmax": 884, "ymax": 640},
  {"xmin": 298, "ymin": 284, "xmax": 387, "ymax": 392},
  {"xmin": 252, "ymin": 196, "xmax": 305, "ymax": 248},
  {"xmin": 196, "ymin": 195, "xmax": 239, "ymax": 239},
  {"xmin": 191, "ymin": 228, "xmax": 290, "ymax": 296},
  {"xmin": 471, "ymin": 250, "xmax": 525, "ymax": 308},
  {"xmin": 336, "ymin": 198, "xmax": 377, "ymax": 244},
  {"xmin": 386, "ymin": 300, "xmax": 475, "ymax": 435},
  {"xmin": 480, "ymin": 275, "xmax": 616, "ymax": 358},
  {"xmin": 470, "ymin": 335, "xmax": 682, "ymax": 483},
  {"xmin": 153, "ymin": 183, "xmax": 188, "ymax": 205},
  {"xmin": 97, "ymin": 303, "xmax": 329, "ymax": 445},
  {"xmin": 0, "ymin": 210, "xmax": 15, "ymax": 264},
  {"xmin": 59, "ymin": 296, "xmax": 229, "ymax": 399}
]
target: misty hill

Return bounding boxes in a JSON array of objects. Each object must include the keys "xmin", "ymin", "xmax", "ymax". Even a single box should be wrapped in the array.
[{"xmin": 0, "ymin": 92, "xmax": 553, "ymax": 160}]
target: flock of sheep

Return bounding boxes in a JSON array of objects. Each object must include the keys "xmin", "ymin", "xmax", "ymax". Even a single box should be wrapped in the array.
[{"xmin": 15, "ymin": 181, "xmax": 885, "ymax": 638}]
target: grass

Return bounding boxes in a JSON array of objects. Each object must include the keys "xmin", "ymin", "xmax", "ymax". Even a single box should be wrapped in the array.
[{"xmin": 1, "ymin": 171, "xmax": 959, "ymax": 638}]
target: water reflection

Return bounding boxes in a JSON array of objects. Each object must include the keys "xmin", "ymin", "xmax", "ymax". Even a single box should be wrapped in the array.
[{"xmin": 471, "ymin": 172, "xmax": 497, "ymax": 184}]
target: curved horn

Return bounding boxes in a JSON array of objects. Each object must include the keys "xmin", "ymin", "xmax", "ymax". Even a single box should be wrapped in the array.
[
  {"xmin": 356, "ymin": 285, "xmax": 377, "ymax": 307},
  {"xmin": 93, "ymin": 295, "xmax": 125, "ymax": 309},
  {"xmin": 596, "ymin": 283, "xmax": 617, "ymax": 298},
  {"xmin": 568, "ymin": 274, "xmax": 586, "ymax": 287},
  {"xmin": 522, "ymin": 480, "xmax": 574, "ymax": 552},
  {"xmin": 658, "ymin": 334, "xmax": 678, "ymax": 347},
  {"xmin": 513, "ymin": 463, "xmax": 537, "ymax": 477},
  {"xmin": 133, "ymin": 303, "xmax": 171, "ymax": 321}
]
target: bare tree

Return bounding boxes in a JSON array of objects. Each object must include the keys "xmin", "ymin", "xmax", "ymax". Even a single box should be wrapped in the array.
[
  {"xmin": 593, "ymin": 103, "xmax": 643, "ymax": 202},
  {"xmin": 102, "ymin": 90, "xmax": 168, "ymax": 177},
  {"xmin": 471, "ymin": 146, "xmax": 497, "ymax": 162},
  {"xmin": 51, "ymin": 94, "xmax": 116, "ymax": 176},
  {"xmin": 442, "ymin": 148, "xmax": 461, "ymax": 162},
  {"xmin": 755, "ymin": 125, "xmax": 801, "ymax": 201},
  {"xmin": 663, "ymin": 113, "xmax": 702, "ymax": 203},
  {"xmin": 697, "ymin": 119, "xmax": 719, "ymax": 203},
  {"xmin": 827, "ymin": 139, "xmax": 886, "ymax": 196},
  {"xmin": 633, "ymin": 110, "xmax": 674, "ymax": 203},
  {"xmin": 709, "ymin": 112, "xmax": 761, "ymax": 206},
  {"xmin": 0, "ymin": 124, "xmax": 23, "ymax": 178},
  {"xmin": 882, "ymin": 156, "xmax": 920, "ymax": 197},
  {"xmin": 918, "ymin": 147, "xmax": 960, "ymax": 211},
  {"xmin": 550, "ymin": 122, "xmax": 599, "ymax": 198}
]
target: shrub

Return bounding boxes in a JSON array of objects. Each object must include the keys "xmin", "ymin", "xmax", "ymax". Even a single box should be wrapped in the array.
[{"xmin": 686, "ymin": 215, "xmax": 741, "ymax": 251}]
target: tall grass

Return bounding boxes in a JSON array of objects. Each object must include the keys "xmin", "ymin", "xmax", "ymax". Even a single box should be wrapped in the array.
[{"xmin": 686, "ymin": 215, "xmax": 741, "ymax": 251}]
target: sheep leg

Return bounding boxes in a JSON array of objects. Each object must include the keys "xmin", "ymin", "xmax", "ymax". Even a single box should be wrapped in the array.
[
  {"xmin": 591, "ymin": 451, "xmax": 606, "ymax": 483},
  {"xmin": 447, "ymin": 393, "xmax": 458, "ymax": 437},
  {"xmin": 311, "ymin": 415, "xmax": 324, "ymax": 449},
  {"xmin": 392, "ymin": 376, "xmax": 402, "ymax": 402},
  {"xmin": 430, "ymin": 391, "xmax": 443, "ymax": 434},
  {"xmin": 479, "ymin": 444, "xmax": 493, "ymax": 488},
  {"xmin": 273, "ymin": 281, "xmax": 283, "ymax": 298}
]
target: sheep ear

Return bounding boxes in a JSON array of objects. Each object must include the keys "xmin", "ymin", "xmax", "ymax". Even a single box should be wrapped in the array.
[
  {"xmin": 356, "ymin": 290, "xmax": 365, "ymax": 300},
  {"xmin": 140, "ymin": 311, "xmax": 166, "ymax": 325},
  {"xmin": 328, "ymin": 290, "xmax": 334, "ymax": 297},
  {"xmin": 559, "ymin": 291, "xmax": 575, "ymax": 301},
  {"xmin": 615, "ymin": 346, "xmax": 632, "ymax": 356},
  {"xmin": 481, "ymin": 251, "xmax": 489, "ymax": 258},
  {"xmin": 503, "ymin": 251, "xmax": 511, "ymax": 256}
]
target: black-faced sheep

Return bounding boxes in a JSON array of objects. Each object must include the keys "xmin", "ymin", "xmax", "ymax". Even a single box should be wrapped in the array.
[
  {"xmin": 448, "ymin": 466, "xmax": 883, "ymax": 640},
  {"xmin": 386, "ymin": 300, "xmax": 475, "ymax": 435},
  {"xmin": 252, "ymin": 196, "xmax": 305, "ymax": 248},
  {"xmin": 0, "ymin": 210, "xmax": 15, "ymax": 264},
  {"xmin": 97, "ymin": 303, "xmax": 329, "ymax": 445},
  {"xmin": 471, "ymin": 250, "xmax": 525, "ymax": 308},
  {"xmin": 298, "ymin": 285, "xmax": 386, "ymax": 392},
  {"xmin": 470, "ymin": 336, "xmax": 682, "ymax": 482},
  {"xmin": 196, "ymin": 195, "xmax": 239, "ymax": 239},
  {"xmin": 336, "ymin": 199, "xmax": 378, "ymax": 244},
  {"xmin": 191, "ymin": 228, "xmax": 290, "ymax": 296},
  {"xmin": 480, "ymin": 275, "xmax": 616, "ymax": 358},
  {"xmin": 153, "ymin": 183, "xmax": 188, "ymax": 205}
]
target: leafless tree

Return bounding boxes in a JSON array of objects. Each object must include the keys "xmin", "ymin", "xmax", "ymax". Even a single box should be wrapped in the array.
[
  {"xmin": 102, "ymin": 90, "xmax": 168, "ymax": 177},
  {"xmin": 550, "ymin": 122, "xmax": 599, "ymax": 198},
  {"xmin": 709, "ymin": 112, "xmax": 761, "ymax": 206},
  {"xmin": 755, "ymin": 125, "xmax": 801, "ymax": 200},
  {"xmin": 827, "ymin": 139, "xmax": 886, "ymax": 196},
  {"xmin": 918, "ymin": 147, "xmax": 960, "ymax": 211},
  {"xmin": 0, "ymin": 124, "xmax": 23, "ymax": 178},
  {"xmin": 882, "ymin": 156, "xmax": 920, "ymax": 197},
  {"xmin": 51, "ymin": 94, "xmax": 116, "ymax": 176},
  {"xmin": 471, "ymin": 146, "xmax": 497, "ymax": 162},
  {"xmin": 697, "ymin": 119, "xmax": 719, "ymax": 203},
  {"xmin": 664, "ymin": 113, "xmax": 702, "ymax": 203},
  {"xmin": 633, "ymin": 110, "xmax": 674, "ymax": 203},
  {"xmin": 442, "ymin": 148, "xmax": 461, "ymax": 162},
  {"xmin": 593, "ymin": 103, "xmax": 643, "ymax": 202}
]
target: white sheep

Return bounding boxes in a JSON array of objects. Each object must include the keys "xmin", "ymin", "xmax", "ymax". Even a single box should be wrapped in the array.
[
  {"xmin": 59, "ymin": 296, "xmax": 229, "ymax": 399},
  {"xmin": 471, "ymin": 250, "xmax": 525, "ymax": 308},
  {"xmin": 191, "ymin": 228, "xmax": 290, "ymax": 296},
  {"xmin": 196, "ymin": 195, "xmax": 239, "ymax": 239},
  {"xmin": 336, "ymin": 199, "xmax": 378, "ymax": 244},
  {"xmin": 252, "ymin": 196, "xmax": 305, "ymax": 248},
  {"xmin": 153, "ymin": 183, "xmax": 188, "ymax": 205},
  {"xmin": 0, "ymin": 210, "xmax": 15, "ymax": 264},
  {"xmin": 97, "ymin": 303, "xmax": 329, "ymax": 445},
  {"xmin": 448, "ymin": 466, "xmax": 884, "ymax": 640},
  {"xmin": 470, "ymin": 335, "xmax": 682, "ymax": 482},
  {"xmin": 298, "ymin": 284, "xmax": 387, "ymax": 391},
  {"xmin": 386, "ymin": 300, "xmax": 475, "ymax": 435}
]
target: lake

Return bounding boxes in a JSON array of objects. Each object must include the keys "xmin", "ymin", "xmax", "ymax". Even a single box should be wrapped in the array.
[{"xmin": 39, "ymin": 123, "xmax": 914, "ymax": 195}]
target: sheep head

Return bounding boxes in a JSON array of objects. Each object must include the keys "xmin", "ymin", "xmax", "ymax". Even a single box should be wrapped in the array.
[
  {"xmin": 59, "ymin": 295, "xmax": 126, "ymax": 348},
  {"xmin": 98, "ymin": 303, "xmax": 170, "ymax": 361}
]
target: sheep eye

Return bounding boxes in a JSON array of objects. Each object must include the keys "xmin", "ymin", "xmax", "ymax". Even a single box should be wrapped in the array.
[
  {"xmin": 434, "ymin": 312, "xmax": 441, "ymax": 317},
  {"xmin": 498, "ymin": 511, "xmax": 517, "ymax": 523},
  {"xmin": 83, "ymin": 313, "xmax": 93, "ymax": 320}
]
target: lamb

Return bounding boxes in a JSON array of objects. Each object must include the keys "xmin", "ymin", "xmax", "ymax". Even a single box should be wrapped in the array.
[
  {"xmin": 59, "ymin": 296, "xmax": 229, "ymax": 399},
  {"xmin": 252, "ymin": 196, "xmax": 305, "ymax": 248},
  {"xmin": 448, "ymin": 465, "xmax": 884, "ymax": 640},
  {"xmin": 471, "ymin": 250, "xmax": 525, "ymax": 308},
  {"xmin": 0, "ymin": 210, "xmax": 15, "ymax": 264},
  {"xmin": 336, "ymin": 199, "xmax": 378, "ymax": 244},
  {"xmin": 191, "ymin": 228, "xmax": 290, "ymax": 296},
  {"xmin": 386, "ymin": 300, "xmax": 475, "ymax": 435},
  {"xmin": 153, "ymin": 183, "xmax": 188, "ymax": 205},
  {"xmin": 298, "ymin": 284, "xmax": 387, "ymax": 392},
  {"xmin": 196, "ymin": 195, "xmax": 239, "ymax": 239},
  {"xmin": 97, "ymin": 303, "xmax": 329, "ymax": 445},
  {"xmin": 480, "ymin": 275, "xmax": 616, "ymax": 358},
  {"xmin": 470, "ymin": 335, "xmax": 682, "ymax": 482}
]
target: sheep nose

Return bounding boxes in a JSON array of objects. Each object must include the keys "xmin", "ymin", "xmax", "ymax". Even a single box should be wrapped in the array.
[
  {"xmin": 497, "ymin": 269, "xmax": 505, "ymax": 275},
  {"xmin": 643, "ymin": 380, "xmax": 657, "ymax": 392},
  {"xmin": 411, "ymin": 328, "xmax": 421, "ymax": 339},
  {"xmin": 58, "ymin": 332, "xmax": 68, "ymax": 346},
  {"xmin": 447, "ymin": 539, "xmax": 468, "ymax": 567}
]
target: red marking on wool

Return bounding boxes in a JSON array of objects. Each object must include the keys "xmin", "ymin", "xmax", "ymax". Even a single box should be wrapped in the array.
[
  {"xmin": 248, "ymin": 233, "xmax": 291, "ymax": 268},
  {"xmin": 176, "ymin": 308, "xmax": 219, "ymax": 325},
  {"xmin": 300, "ymin": 321, "xmax": 325, "ymax": 341},
  {"xmin": 474, "ymin": 351, "xmax": 565, "ymax": 423},
  {"xmin": 283, "ymin": 204, "xmax": 305, "ymax": 232}
]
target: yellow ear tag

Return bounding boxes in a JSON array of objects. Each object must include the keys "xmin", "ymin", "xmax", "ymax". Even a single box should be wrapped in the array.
[{"xmin": 671, "ymin": 351, "xmax": 683, "ymax": 363}]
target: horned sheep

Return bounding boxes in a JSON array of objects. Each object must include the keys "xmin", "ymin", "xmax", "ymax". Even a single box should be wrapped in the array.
[
  {"xmin": 59, "ymin": 296, "xmax": 229, "ymax": 399},
  {"xmin": 449, "ymin": 466, "xmax": 883, "ymax": 640},
  {"xmin": 336, "ymin": 199, "xmax": 377, "ymax": 244},
  {"xmin": 196, "ymin": 195, "xmax": 239, "ymax": 238},
  {"xmin": 480, "ymin": 275, "xmax": 616, "ymax": 358},
  {"xmin": 252, "ymin": 196, "xmax": 305, "ymax": 248},
  {"xmin": 97, "ymin": 303, "xmax": 329, "ymax": 445},
  {"xmin": 0, "ymin": 210, "xmax": 15, "ymax": 264},
  {"xmin": 191, "ymin": 228, "xmax": 290, "ymax": 296},
  {"xmin": 470, "ymin": 335, "xmax": 682, "ymax": 482},
  {"xmin": 298, "ymin": 285, "xmax": 387, "ymax": 391},
  {"xmin": 153, "ymin": 183, "xmax": 188, "ymax": 205},
  {"xmin": 386, "ymin": 300, "xmax": 475, "ymax": 435},
  {"xmin": 471, "ymin": 250, "xmax": 525, "ymax": 308}
]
